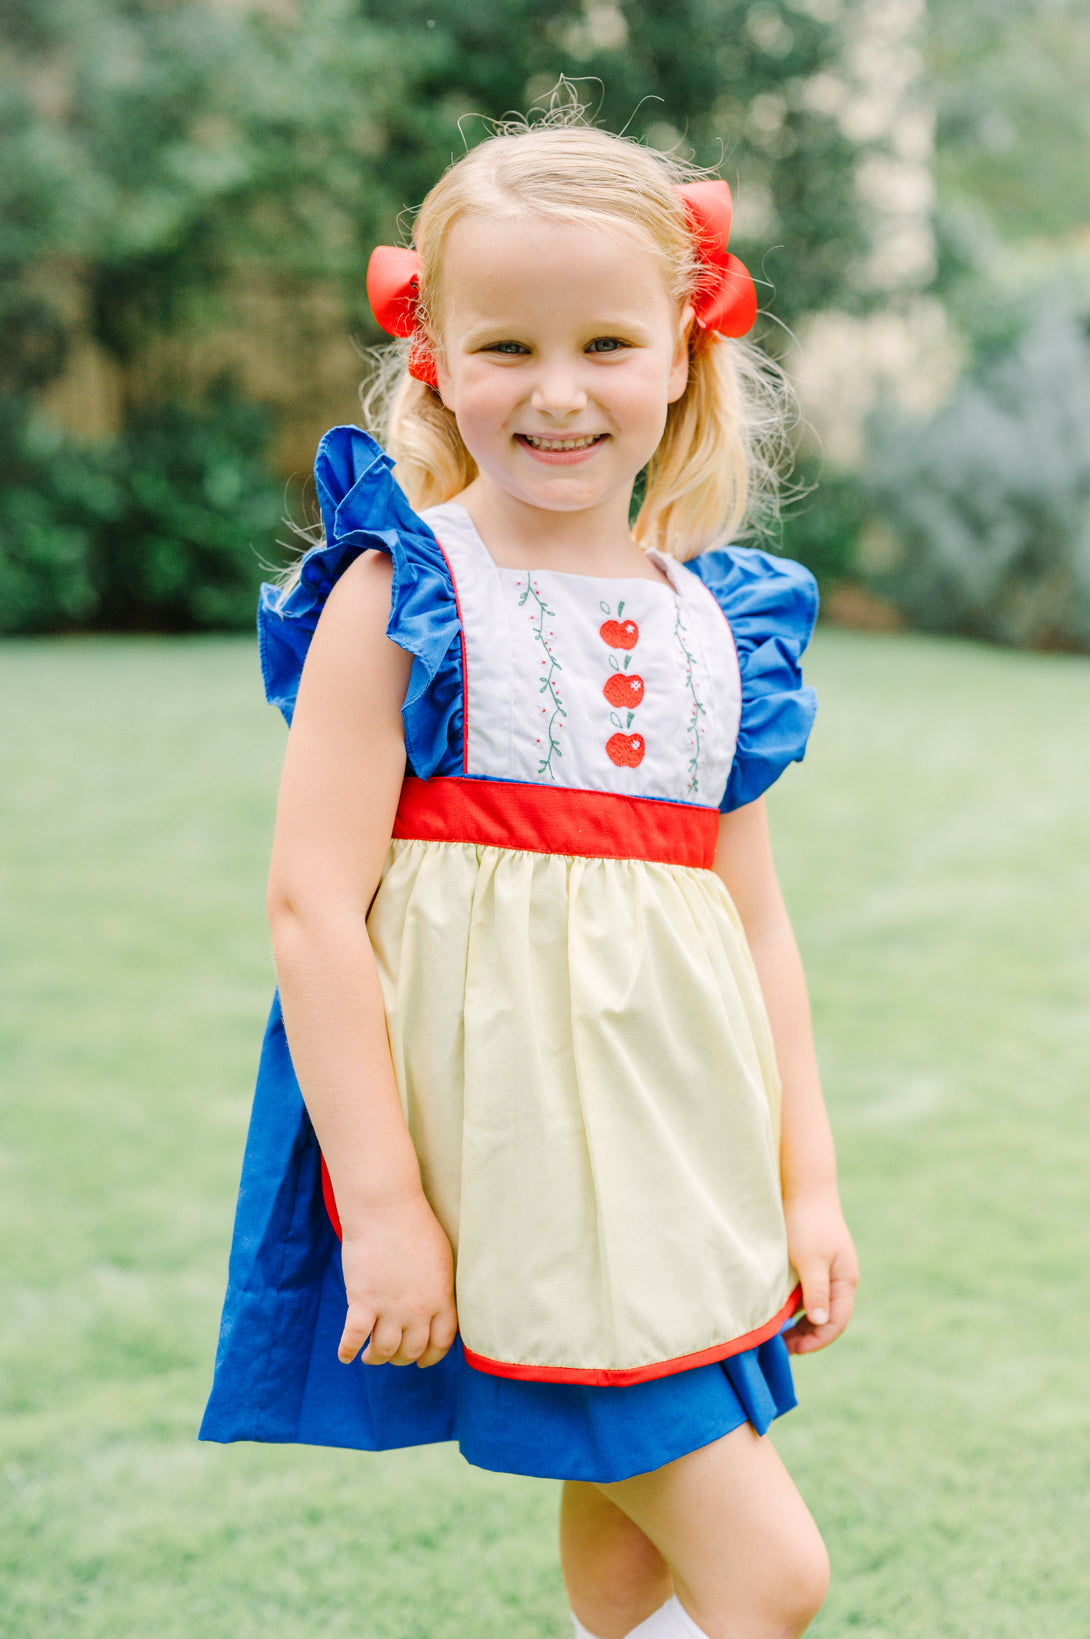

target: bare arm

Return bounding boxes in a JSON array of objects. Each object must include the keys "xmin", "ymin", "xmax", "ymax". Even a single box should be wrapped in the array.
[
  {"xmin": 267, "ymin": 550, "xmax": 457, "ymax": 1369},
  {"xmin": 713, "ymin": 797, "xmax": 858, "ymax": 1354}
]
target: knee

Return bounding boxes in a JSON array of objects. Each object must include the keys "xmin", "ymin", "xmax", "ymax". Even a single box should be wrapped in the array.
[
  {"xmin": 772, "ymin": 1530, "xmax": 830, "ymax": 1636},
  {"xmin": 686, "ymin": 1527, "xmax": 829, "ymax": 1639}
]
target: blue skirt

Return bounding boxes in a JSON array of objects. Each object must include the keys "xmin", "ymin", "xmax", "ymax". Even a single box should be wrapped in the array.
[{"xmin": 199, "ymin": 997, "xmax": 797, "ymax": 1483}]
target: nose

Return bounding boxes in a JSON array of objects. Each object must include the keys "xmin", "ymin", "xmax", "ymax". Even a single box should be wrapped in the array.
[{"xmin": 530, "ymin": 356, "xmax": 588, "ymax": 418}]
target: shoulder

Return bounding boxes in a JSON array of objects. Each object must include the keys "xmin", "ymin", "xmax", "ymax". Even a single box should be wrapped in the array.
[
  {"xmin": 296, "ymin": 551, "xmax": 410, "ymax": 725},
  {"xmin": 309, "ymin": 550, "xmax": 400, "ymax": 662},
  {"xmin": 324, "ymin": 545, "xmax": 394, "ymax": 617}
]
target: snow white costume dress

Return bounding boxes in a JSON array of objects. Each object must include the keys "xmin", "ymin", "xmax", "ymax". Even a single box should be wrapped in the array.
[{"xmin": 200, "ymin": 424, "xmax": 819, "ymax": 1482}]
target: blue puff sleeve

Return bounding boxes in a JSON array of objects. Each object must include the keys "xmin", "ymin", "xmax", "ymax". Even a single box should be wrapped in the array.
[
  {"xmin": 686, "ymin": 547, "xmax": 819, "ymax": 812},
  {"xmin": 257, "ymin": 426, "xmax": 463, "ymax": 777}
]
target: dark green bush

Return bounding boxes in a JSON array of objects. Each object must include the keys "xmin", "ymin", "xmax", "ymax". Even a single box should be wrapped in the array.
[
  {"xmin": 862, "ymin": 294, "xmax": 1090, "ymax": 651},
  {"xmin": 778, "ymin": 456, "xmax": 870, "ymax": 595},
  {"xmin": 0, "ymin": 396, "xmax": 282, "ymax": 634}
]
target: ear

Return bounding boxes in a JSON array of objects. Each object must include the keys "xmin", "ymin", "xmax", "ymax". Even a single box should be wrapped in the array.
[
  {"xmin": 433, "ymin": 348, "xmax": 452, "ymax": 406},
  {"xmin": 667, "ymin": 304, "xmax": 695, "ymax": 403}
]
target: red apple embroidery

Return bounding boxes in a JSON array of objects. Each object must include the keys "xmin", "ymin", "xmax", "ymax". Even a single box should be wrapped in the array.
[
  {"xmin": 599, "ymin": 618, "xmax": 639, "ymax": 650},
  {"xmin": 606, "ymin": 732, "xmax": 645, "ymax": 768},
  {"xmin": 603, "ymin": 672, "xmax": 645, "ymax": 708}
]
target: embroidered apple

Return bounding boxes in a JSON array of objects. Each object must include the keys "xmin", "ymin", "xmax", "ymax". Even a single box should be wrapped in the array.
[
  {"xmin": 603, "ymin": 672, "xmax": 645, "ymax": 708},
  {"xmin": 599, "ymin": 618, "xmax": 639, "ymax": 650},
  {"xmin": 606, "ymin": 732, "xmax": 645, "ymax": 767}
]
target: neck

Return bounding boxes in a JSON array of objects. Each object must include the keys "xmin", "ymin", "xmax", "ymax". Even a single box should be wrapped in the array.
[{"xmin": 455, "ymin": 482, "xmax": 660, "ymax": 580}]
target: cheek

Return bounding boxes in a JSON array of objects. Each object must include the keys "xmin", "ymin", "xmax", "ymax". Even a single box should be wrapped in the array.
[
  {"xmin": 617, "ymin": 362, "xmax": 675, "ymax": 432},
  {"xmin": 449, "ymin": 374, "xmax": 515, "ymax": 446}
]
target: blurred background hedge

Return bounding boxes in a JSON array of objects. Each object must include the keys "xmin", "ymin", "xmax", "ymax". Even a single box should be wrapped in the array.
[{"xmin": 1, "ymin": 0, "xmax": 1088, "ymax": 644}]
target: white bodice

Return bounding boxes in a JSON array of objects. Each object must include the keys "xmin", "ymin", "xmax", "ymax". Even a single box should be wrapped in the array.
[{"xmin": 421, "ymin": 503, "xmax": 742, "ymax": 806}]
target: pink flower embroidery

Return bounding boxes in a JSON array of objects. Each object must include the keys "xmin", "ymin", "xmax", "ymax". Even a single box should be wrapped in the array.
[{"xmin": 519, "ymin": 576, "xmax": 565, "ymax": 779}]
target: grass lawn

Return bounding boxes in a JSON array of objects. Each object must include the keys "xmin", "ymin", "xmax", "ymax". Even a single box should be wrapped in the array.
[{"xmin": 2, "ymin": 628, "xmax": 1088, "ymax": 1637}]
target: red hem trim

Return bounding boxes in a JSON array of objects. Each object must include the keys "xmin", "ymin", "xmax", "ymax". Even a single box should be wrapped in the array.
[
  {"xmin": 461, "ymin": 1288, "xmax": 802, "ymax": 1385},
  {"xmin": 392, "ymin": 775, "xmax": 719, "ymax": 868},
  {"xmin": 320, "ymin": 1162, "xmax": 799, "ymax": 1381},
  {"xmin": 320, "ymin": 1155, "xmax": 341, "ymax": 1239}
]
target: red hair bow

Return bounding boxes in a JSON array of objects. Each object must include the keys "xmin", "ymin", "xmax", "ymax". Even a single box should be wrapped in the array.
[
  {"xmin": 365, "ymin": 178, "xmax": 756, "ymax": 384},
  {"xmin": 676, "ymin": 181, "xmax": 758, "ymax": 339},
  {"xmin": 366, "ymin": 245, "xmax": 438, "ymax": 388}
]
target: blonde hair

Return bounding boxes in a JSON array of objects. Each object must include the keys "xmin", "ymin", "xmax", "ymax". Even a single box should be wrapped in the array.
[{"xmin": 361, "ymin": 115, "xmax": 791, "ymax": 561}]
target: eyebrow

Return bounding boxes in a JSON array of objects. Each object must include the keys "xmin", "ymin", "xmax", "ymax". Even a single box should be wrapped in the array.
[{"xmin": 458, "ymin": 316, "xmax": 658, "ymax": 347}]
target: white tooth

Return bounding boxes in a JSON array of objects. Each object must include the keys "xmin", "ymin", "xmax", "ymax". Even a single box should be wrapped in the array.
[{"xmin": 526, "ymin": 434, "xmax": 596, "ymax": 450}]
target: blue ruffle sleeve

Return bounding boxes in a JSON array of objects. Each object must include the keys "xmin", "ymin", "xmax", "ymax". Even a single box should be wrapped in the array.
[
  {"xmin": 686, "ymin": 547, "xmax": 819, "ymax": 812},
  {"xmin": 257, "ymin": 426, "xmax": 463, "ymax": 777}
]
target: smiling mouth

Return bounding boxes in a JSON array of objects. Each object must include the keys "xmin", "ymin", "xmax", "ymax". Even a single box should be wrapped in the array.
[{"xmin": 518, "ymin": 433, "xmax": 607, "ymax": 452}]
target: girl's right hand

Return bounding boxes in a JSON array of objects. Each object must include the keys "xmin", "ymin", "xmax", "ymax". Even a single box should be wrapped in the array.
[{"xmin": 336, "ymin": 1191, "xmax": 458, "ymax": 1369}]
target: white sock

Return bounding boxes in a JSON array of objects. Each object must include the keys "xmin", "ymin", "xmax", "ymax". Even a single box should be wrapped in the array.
[{"xmin": 624, "ymin": 1595, "xmax": 709, "ymax": 1638}]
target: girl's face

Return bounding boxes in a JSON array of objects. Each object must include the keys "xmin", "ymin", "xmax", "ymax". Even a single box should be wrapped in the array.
[{"xmin": 433, "ymin": 212, "xmax": 691, "ymax": 536}]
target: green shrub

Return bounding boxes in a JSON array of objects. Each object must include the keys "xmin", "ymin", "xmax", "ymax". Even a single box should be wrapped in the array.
[
  {"xmin": 862, "ymin": 293, "xmax": 1090, "ymax": 651},
  {"xmin": 0, "ymin": 395, "xmax": 282, "ymax": 634},
  {"xmin": 779, "ymin": 456, "xmax": 870, "ymax": 594}
]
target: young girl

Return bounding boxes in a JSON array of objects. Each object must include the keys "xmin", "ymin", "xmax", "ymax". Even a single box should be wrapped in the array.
[{"xmin": 202, "ymin": 116, "xmax": 858, "ymax": 1639}]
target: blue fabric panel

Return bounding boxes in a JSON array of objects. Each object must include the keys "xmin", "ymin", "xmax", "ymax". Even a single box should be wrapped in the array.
[
  {"xmin": 686, "ymin": 547, "xmax": 819, "ymax": 812},
  {"xmin": 200, "ymin": 997, "xmax": 797, "ymax": 1480},
  {"xmin": 450, "ymin": 1331, "xmax": 797, "ymax": 1482},
  {"xmin": 257, "ymin": 426, "xmax": 464, "ymax": 776},
  {"xmin": 199, "ymin": 996, "xmax": 333, "ymax": 1443}
]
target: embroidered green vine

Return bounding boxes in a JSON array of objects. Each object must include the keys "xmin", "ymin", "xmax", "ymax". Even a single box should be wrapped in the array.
[
  {"xmin": 673, "ymin": 601, "xmax": 705, "ymax": 793},
  {"xmin": 520, "ymin": 575, "xmax": 566, "ymax": 779}
]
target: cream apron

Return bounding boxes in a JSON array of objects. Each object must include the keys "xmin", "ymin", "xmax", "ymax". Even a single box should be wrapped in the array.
[{"xmin": 323, "ymin": 503, "xmax": 799, "ymax": 1384}]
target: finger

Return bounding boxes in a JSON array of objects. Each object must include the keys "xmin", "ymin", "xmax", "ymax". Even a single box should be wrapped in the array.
[
  {"xmin": 362, "ymin": 1315, "xmax": 404, "ymax": 1366},
  {"xmin": 389, "ymin": 1319, "xmax": 432, "ymax": 1367},
  {"xmin": 784, "ymin": 1313, "xmax": 819, "ymax": 1355},
  {"xmin": 826, "ymin": 1266, "xmax": 858, "ymax": 1336},
  {"xmin": 786, "ymin": 1263, "xmax": 858, "ymax": 1354},
  {"xmin": 337, "ymin": 1308, "xmax": 376, "ymax": 1365},
  {"xmin": 798, "ymin": 1264, "xmax": 830, "ymax": 1331},
  {"xmin": 785, "ymin": 1315, "xmax": 836, "ymax": 1355},
  {"xmin": 416, "ymin": 1306, "xmax": 459, "ymax": 1369}
]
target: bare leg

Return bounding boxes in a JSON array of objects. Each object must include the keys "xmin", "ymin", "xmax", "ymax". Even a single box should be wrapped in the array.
[
  {"xmin": 598, "ymin": 1423, "xmax": 829, "ymax": 1639},
  {"xmin": 561, "ymin": 1479, "xmax": 674, "ymax": 1639}
]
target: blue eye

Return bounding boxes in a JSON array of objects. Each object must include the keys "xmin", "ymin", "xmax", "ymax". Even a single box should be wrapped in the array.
[
  {"xmin": 587, "ymin": 337, "xmax": 627, "ymax": 354},
  {"xmin": 486, "ymin": 341, "xmax": 529, "ymax": 355}
]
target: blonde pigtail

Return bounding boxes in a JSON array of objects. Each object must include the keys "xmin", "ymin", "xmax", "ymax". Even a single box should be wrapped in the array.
[
  {"xmin": 380, "ymin": 370, "xmax": 476, "ymax": 510},
  {"xmin": 636, "ymin": 333, "xmax": 793, "ymax": 560}
]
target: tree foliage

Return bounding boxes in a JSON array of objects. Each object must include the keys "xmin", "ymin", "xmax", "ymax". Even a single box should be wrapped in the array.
[
  {"xmin": 3, "ymin": 0, "xmax": 869, "ymax": 374},
  {"xmin": 930, "ymin": 0, "xmax": 1090, "ymax": 247},
  {"xmin": 837, "ymin": 0, "xmax": 1090, "ymax": 651},
  {"xmin": 0, "ymin": 394, "xmax": 281, "ymax": 633},
  {"xmin": 1, "ymin": 0, "xmax": 883, "ymax": 630}
]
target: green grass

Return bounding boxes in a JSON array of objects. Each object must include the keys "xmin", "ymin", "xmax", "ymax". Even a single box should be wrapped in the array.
[{"xmin": 2, "ymin": 630, "xmax": 1089, "ymax": 1637}]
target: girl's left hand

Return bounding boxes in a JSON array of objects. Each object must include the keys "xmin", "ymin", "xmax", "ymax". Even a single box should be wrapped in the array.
[{"xmin": 782, "ymin": 1190, "xmax": 859, "ymax": 1355}]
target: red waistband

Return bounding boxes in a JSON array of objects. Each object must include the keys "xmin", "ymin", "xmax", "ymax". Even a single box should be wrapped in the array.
[{"xmin": 392, "ymin": 776, "xmax": 720, "ymax": 869}]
